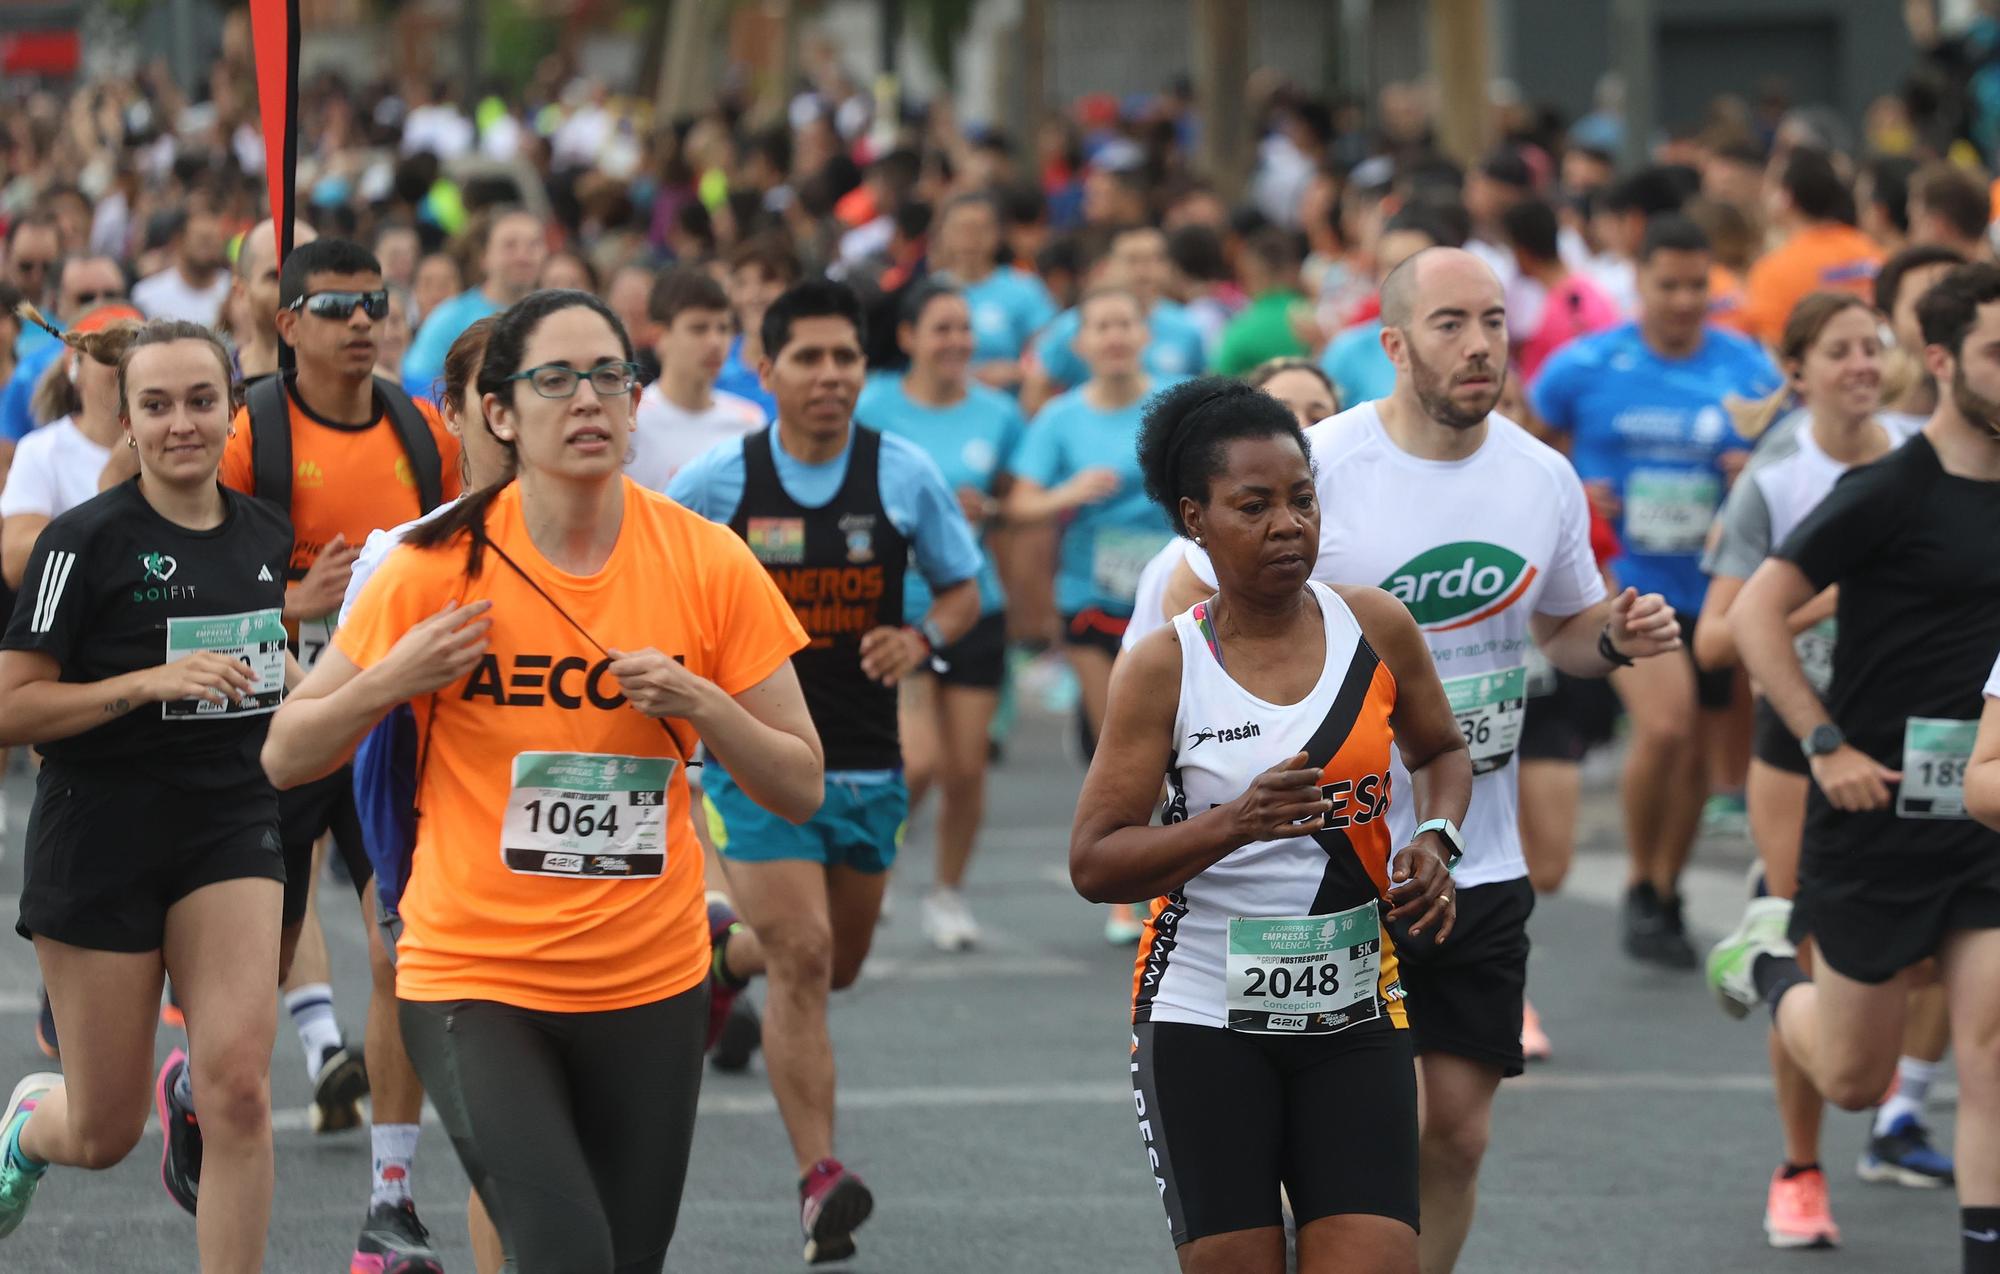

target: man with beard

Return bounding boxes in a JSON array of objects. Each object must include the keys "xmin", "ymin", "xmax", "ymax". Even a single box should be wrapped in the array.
[
  {"xmin": 1168, "ymin": 246, "xmax": 1682, "ymax": 1272},
  {"xmin": 1710, "ymin": 260, "xmax": 2000, "ymax": 1274},
  {"xmin": 1532, "ymin": 216, "xmax": 1780, "ymax": 969},
  {"xmin": 131, "ymin": 202, "xmax": 233, "ymax": 326}
]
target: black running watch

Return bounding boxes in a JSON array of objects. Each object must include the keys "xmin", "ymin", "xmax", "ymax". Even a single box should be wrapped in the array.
[{"xmin": 1802, "ymin": 723, "xmax": 1844, "ymax": 759}]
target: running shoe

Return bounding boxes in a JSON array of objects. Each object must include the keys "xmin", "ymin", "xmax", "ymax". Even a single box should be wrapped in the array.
[
  {"xmin": 350, "ymin": 1199, "xmax": 445, "ymax": 1274},
  {"xmin": 705, "ymin": 894, "xmax": 751, "ymax": 1052},
  {"xmin": 1521, "ymin": 999, "xmax": 1552, "ymax": 1062},
  {"xmin": 1857, "ymin": 1113, "xmax": 1955, "ymax": 1188},
  {"xmin": 160, "ymin": 983, "xmax": 184, "ymax": 1031},
  {"xmin": 1623, "ymin": 882, "xmax": 1696, "ymax": 968},
  {"xmin": 32, "ymin": 992, "xmax": 56, "ymax": 1061},
  {"xmin": 1104, "ymin": 904, "xmax": 1145, "ymax": 946},
  {"xmin": 712, "ymin": 994, "xmax": 762, "ymax": 1074},
  {"xmin": 799, "ymin": 1157, "xmax": 873, "ymax": 1264},
  {"xmin": 1764, "ymin": 1165, "xmax": 1840, "ymax": 1249},
  {"xmin": 1702, "ymin": 791, "xmax": 1749, "ymax": 839},
  {"xmin": 154, "ymin": 1048, "xmax": 201, "ymax": 1216},
  {"xmin": 309, "ymin": 1042, "xmax": 370, "ymax": 1134},
  {"xmin": 0, "ymin": 1073, "xmax": 57, "ymax": 1239},
  {"xmin": 921, "ymin": 888, "xmax": 981, "ymax": 952},
  {"xmin": 1705, "ymin": 896, "xmax": 1796, "ymax": 1020}
]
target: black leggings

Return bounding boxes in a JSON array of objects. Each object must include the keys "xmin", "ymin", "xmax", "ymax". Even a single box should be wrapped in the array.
[{"xmin": 400, "ymin": 985, "xmax": 708, "ymax": 1274}]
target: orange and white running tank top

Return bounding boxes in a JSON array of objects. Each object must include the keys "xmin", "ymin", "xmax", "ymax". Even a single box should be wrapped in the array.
[{"xmin": 1132, "ymin": 581, "xmax": 1407, "ymax": 1034}]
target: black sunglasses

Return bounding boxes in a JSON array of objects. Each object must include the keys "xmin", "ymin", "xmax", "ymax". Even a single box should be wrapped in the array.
[
  {"xmin": 288, "ymin": 289, "xmax": 390, "ymax": 321},
  {"xmin": 69, "ymin": 289, "xmax": 125, "ymax": 308}
]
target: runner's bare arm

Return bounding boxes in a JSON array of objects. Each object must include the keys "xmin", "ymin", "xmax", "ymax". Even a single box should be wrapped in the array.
[
  {"xmin": 1001, "ymin": 469, "xmax": 1120, "ymax": 523},
  {"xmin": 1070, "ymin": 627, "xmax": 1332, "ymax": 903},
  {"xmin": 608, "ymin": 652, "xmax": 824, "ymax": 825},
  {"xmin": 0, "ymin": 514, "xmax": 48, "ymax": 591},
  {"xmin": 1530, "ymin": 586, "xmax": 1681, "ymax": 677},
  {"xmin": 1693, "ymin": 578, "xmax": 1836, "ymax": 672},
  {"xmin": 0, "ymin": 648, "xmax": 255, "ymax": 745},
  {"xmin": 1340, "ymin": 584, "xmax": 1469, "ymax": 939},
  {"xmin": 1736, "ymin": 557, "xmax": 1899, "ymax": 811},
  {"xmin": 262, "ymin": 599, "xmax": 493, "ymax": 789},
  {"xmin": 1965, "ymin": 694, "xmax": 2000, "ymax": 830}
]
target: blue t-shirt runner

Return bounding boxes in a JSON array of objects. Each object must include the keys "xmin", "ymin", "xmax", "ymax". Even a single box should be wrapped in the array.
[
  {"xmin": 1531, "ymin": 320, "xmax": 1779, "ymax": 614},
  {"xmin": 1010, "ymin": 379, "xmax": 1184, "ymax": 628},
  {"xmin": 960, "ymin": 266, "xmax": 1059, "ymax": 371},
  {"xmin": 1032, "ymin": 301, "xmax": 1206, "ymax": 391},
  {"xmin": 856, "ymin": 373, "xmax": 1024, "ymax": 624}
]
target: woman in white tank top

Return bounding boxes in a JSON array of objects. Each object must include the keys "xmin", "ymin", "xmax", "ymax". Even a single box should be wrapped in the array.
[{"xmin": 1069, "ymin": 378, "xmax": 1472, "ymax": 1274}]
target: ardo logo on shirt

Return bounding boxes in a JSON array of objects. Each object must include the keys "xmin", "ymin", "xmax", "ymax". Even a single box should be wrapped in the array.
[{"xmin": 1382, "ymin": 542, "xmax": 1536, "ymax": 632}]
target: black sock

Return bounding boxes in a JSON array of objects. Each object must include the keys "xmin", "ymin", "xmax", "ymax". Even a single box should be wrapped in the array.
[
  {"xmin": 1779, "ymin": 1161, "xmax": 1820, "ymax": 1179},
  {"xmin": 1965, "ymin": 1207, "xmax": 2000, "ymax": 1273},
  {"xmin": 1752, "ymin": 953, "xmax": 1809, "ymax": 1020}
]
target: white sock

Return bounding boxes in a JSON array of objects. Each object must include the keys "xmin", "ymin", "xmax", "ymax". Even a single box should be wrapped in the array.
[
  {"xmin": 371, "ymin": 1123, "xmax": 420, "ymax": 1208},
  {"xmin": 283, "ymin": 983, "xmax": 343, "ymax": 1080},
  {"xmin": 1875, "ymin": 1056, "xmax": 1939, "ymax": 1134}
]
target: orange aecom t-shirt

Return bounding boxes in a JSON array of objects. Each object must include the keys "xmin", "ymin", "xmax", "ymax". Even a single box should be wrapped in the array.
[
  {"xmin": 334, "ymin": 479, "xmax": 810, "ymax": 1011},
  {"xmin": 1738, "ymin": 223, "xmax": 1885, "ymax": 347},
  {"xmin": 221, "ymin": 380, "xmax": 464, "ymax": 580}
]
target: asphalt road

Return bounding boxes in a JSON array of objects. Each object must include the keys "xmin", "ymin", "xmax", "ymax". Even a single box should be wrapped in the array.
[{"xmin": 0, "ymin": 706, "xmax": 1963, "ymax": 1273}]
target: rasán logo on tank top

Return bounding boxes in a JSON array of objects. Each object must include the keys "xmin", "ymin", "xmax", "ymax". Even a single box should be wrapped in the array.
[{"xmin": 1382, "ymin": 541, "xmax": 1536, "ymax": 631}]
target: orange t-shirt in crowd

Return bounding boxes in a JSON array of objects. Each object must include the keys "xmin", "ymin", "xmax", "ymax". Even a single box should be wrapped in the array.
[
  {"xmin": 334, "ymin": 479, "xmax": 810, "ymax": 1012},
  {"xmin": 221, "ymin": 380, "xmax": 464, "ymax": 581},
  {"xmin": 1707, "ymin": 263, "xmax": 1747, "ymax": 331},
  {"xmin": 1738, "ymin": 222, "xmax": 1885, "ymax": 347}
]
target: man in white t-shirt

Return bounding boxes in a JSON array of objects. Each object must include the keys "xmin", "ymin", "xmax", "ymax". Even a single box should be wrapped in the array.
[
  {"xmin": 1169, "ymin": 247, "xmax": 1681, "ymax": 1273},
  {"xmin": 629, "ymin": 267, "xmax": 767, "ymax": 492},
  {"xmin": 131, "ymin": 204, "xmax": 231, "ymax": 326}
]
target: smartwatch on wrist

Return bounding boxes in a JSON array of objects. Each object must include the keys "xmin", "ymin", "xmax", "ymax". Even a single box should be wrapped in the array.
[
  {"xmin": 1414, "ymin": 818, "xmax": 1465, "ymax": 872},
  {"xmin": 1802, "ymin": 723, "xmax": 1844, "ymax": 759},
  {"xmin": 1597, "ymin": 624, "xmax": 1635, "ymax": 669},
  {"xmin": 919, "ymin": 617, "xmax": 948, "ymax": 651}
]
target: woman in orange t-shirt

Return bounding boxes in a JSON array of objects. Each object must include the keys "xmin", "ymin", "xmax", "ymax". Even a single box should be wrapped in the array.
[{"xmin": 261, "ymin": 289, "xmax": 823, "ymax": 1272}]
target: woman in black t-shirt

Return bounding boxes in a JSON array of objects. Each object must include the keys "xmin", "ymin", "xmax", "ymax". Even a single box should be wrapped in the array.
[{"xmin": 0, "ymin": 319, "xmax": 293, "ymax": 1263}]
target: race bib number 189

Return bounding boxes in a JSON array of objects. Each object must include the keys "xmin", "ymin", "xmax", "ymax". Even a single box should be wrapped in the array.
[
  {"xmin": 501, "ymin": 752, "xmax": 673, "ymax": 877},
  {"xmin": 1225, "ymin": 901, "xmax": 1382, "ymax": 1035},
  {"xmin": 1898, "ymin": 717, "xmax": 1975, "ymax": 821}
]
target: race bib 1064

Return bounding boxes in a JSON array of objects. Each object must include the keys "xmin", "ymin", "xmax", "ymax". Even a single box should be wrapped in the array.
[
  {"xmin": 162, "ymin": 608, "xmax": 287, "ymax": 719},
  {"xmin": 501, "ymin": 752, "xmax": 673, "ymax": 878},
  {"xmin": 1898, "ymin": 717, "xmax": 1975, "ymax": 820},
  {"xmin": 1225, "ymin": 901, "xmax": 1383, "ymax": 1035}
]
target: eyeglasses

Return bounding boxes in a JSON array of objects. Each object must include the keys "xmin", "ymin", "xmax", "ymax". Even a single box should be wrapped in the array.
[
  {"xmin": 506, "ymin": 361, "xmax": 641, "ymax": 399},
  {"xmin": 286, "ymin": 289, "xmax": 390, "ymax": 321}
]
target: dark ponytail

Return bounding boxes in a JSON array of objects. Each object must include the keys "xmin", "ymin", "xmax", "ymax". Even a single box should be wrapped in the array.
[
  {"xmin": 1137, "ymin": 375, "xmax": 1310, "ymax": 536},
  {"xmin": 405, "ymin": 288, "xmax": 635, "ymax": 574}
]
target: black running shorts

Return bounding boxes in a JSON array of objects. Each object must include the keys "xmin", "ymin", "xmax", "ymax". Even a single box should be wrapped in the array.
[
  {"xmin": 1752, "ymin": 697, "xmax": 1809, "ymax": 777},
  {"xmin": 1388, "ymin": 876, "xmax": 1536, "ymax": 1078},
  {"xmin": 1518, "ymin": 672, "xmax": 1619, "ymax": 764},
  {"xmin": 279, "ymin": 766, "xmax": 374, "ymax": 927},
  {"xmin": 1794, "ymin": 836, "xmax": 2000, "ymax": 985},
  {"xmin": 18, "ymin": 760, "xmax": 284, "ymax": 953},
  {"xmin": 1676, "ymin": 610, "xmax": 1738, "ymax": 711},
  {"xmin": 1063, "ymin": 607, "xmax": 1129, "ymax": 659},
  {"xmin": 1129, "ymin": 1018, "xmax": 1419, "ymax": 1246},
  {"xmin": 928, "ymin": 611, "xmax": 1007, "ymax": 690}
]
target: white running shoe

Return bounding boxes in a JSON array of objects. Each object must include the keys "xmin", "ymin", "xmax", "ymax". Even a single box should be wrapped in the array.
[
  {"xmin": 1706, "ymin": 896, "xmax": 1796, "ymax": 1020},
  {"xmin": 921, "ymin": 889, "xmax": 981, "ymax": 952}
]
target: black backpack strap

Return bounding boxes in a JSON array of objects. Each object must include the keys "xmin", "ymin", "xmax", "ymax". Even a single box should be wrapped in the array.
[
  {"xmin": 246, "ymin": 374, "xmax": 294, "ymax": 517},
  {"xmin": 374, "ymin": 377, "xmax": 446, "ymax": 513}
]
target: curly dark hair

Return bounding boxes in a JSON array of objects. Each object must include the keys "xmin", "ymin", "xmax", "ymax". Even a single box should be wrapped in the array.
[{"xmin": 1137, "ymin": 376, "xmax": 1312, "ymax": 537}]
